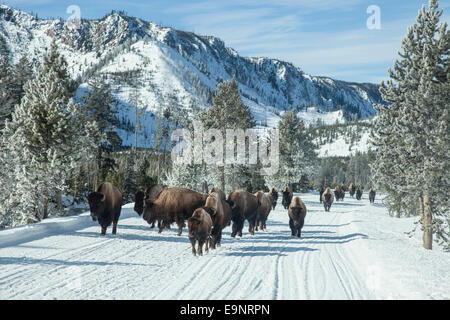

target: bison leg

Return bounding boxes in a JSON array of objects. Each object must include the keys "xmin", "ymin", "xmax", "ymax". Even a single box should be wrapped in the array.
[
  {"xmin": 101, "ymin": 226, "xmax": 107, "ymax": 235},
  {"xmin": 197, "ymin": 240, "xmax": 204, "ymax": 256},
  {"xmin": 190, "ymin": 237, "xmax": 197, "ymax": 256},
  {"xmin": 112, "ymin": 221, "xmax": 118, "ymax": 235},
  {"xmin": 176, "ymin": 218, "xmax": 184, "ymax": 236},
  {"xmin": 289, "ymin": 218, "xmax": 296, "ymax": 236},
  {"xmin": 205, "ymin": 237, "xmax": 210, "ymax": 254},
  {"xmin": 231, "ymin": 217, "xmax": 243, "ymax": 238},
  {"xmin": 217, "ymin": 232, "xmax": 222, "ymax": 247},
  {"xmin": 158, "ymin": 221, "xmax": 165, "ymax": 233}
]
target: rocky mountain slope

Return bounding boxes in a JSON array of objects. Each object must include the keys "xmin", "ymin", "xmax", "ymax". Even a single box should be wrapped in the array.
[{"xmin": 0, "ymin": 5, "xmax": 383, "ymax": 148}]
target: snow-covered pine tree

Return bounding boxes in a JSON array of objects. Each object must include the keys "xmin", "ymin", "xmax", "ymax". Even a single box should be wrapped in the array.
[
  {"xmin": 0, "ymin": 40, "xmax": 14, "ymax": 128},
  {"xmin": 370, "ymin": 0, "xmax": 449, "ymax": 250},
  {"xmin": 79, "ymin": 76, "xmax": 122, "ymax": 190},
  {"xmin": 265, "ymin": 110, "xmax": 317, "ymax": 191},
  {"xmin": 200, "ymin": 76, "xmax": 256, "ymax": 192},
  {"xmin": 0, "ymin": 41, "xmax": 98, "ymax": 225},
  {"xmin": 122, "ymin": 151, "xmax": 139, "ymax": 202}
]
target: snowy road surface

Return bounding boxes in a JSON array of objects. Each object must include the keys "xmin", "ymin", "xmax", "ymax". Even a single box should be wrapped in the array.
[{"xmin": 0, "ymin": 192, "xmax": 449, "ymax": 300}]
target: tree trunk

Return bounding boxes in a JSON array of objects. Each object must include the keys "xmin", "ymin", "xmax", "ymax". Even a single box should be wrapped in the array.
[
  {"xmin": 56, "ymin": 190, "xmax": 63, "ymax": 211},
  {"xmin": 219, "ymin": 165, "xmax": 225, "ymax": 193},
  {"xmin": 72, "ymin": 171, "xmax": 79, "ymax": 205},
  {"xmin": 43, "ymin": 186, "xmax": 49, "ymax": 220},
  {"xmin": 422, "ymin": 188, "xmax": 432, "ymax": 250},
  {"xmin": 34, "ymin": 186, "xmax": 40, "ymax": 222}
]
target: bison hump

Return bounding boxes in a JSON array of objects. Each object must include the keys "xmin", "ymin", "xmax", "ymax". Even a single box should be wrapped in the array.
[{"xmin": 146, "ymin": 184, "xmax": 165, "ymax": 202}]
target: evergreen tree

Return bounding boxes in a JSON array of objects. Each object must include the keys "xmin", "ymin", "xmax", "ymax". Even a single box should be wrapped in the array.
[
  {"xmin": 0, "ymin": 42, "xmax": 98, "ymax": 226},
  {"xmin": 265, "ymin": 110, "xmax": 317, "ymax": 191},
  {"xmin": 79, "ymin": 76, "xmax": 122, "ymax": 190},
  {"xmin": 122, "ymin": 151, "xmax": 139, "ymax": 202},
  {"xmin": 0, "ymin": 41, "xmax": 14, "ymax": 128},
  {"xmin": 200, "ymin": 76, "xmax": 256, "ymax": 192},
  {"xmin": 370, "ymin": 0, "xmax": 449, "ymax": 249}
]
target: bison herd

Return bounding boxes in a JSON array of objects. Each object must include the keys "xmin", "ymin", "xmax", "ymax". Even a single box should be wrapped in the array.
[
  {"xmin": 319, "ymin": 183, "xmax": 376, "ymax": 212},
  {"xmin": 87, "ymin": 181, "xmax": 376, "ymax": 256}
]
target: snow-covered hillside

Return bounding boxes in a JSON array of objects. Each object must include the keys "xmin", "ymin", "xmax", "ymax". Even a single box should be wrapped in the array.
[
  {"xmin": 0, "ymin": 5, "xmax": 383, "ymax": 150},
  {"xmin": 0, "ymin": 192, "xmax": 448, "ymax": 300}
]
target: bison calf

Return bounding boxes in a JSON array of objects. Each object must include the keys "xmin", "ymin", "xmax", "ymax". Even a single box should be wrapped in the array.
[
  {"xmin": 88, "ymin": 182, "xmax": 123, "ymax": 235},
  {"xmin": 188, "ymin": 208, "xmax": 213, "ymax": 256},
  {"xmin": 288, "ymin": 197, "xmax": 307, "ymax": 237}
]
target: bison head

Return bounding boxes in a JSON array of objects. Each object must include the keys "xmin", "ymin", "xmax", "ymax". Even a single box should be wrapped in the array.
[
  {"xmin": 142, "ymin": 196, "xmax": 156, "ymax": 224},
  {"xmin": 188, "ymin": 208, "xmax": 205, "ymax": 238},
  {"xmin": 87, "ymin": 192, "xmax": 106, "ymax": 221},
  {"xmin": 289, "ymin": 206, "xmax": 304, "ymax": 226},
  {"xmin": 134, "ymin": 190, "xmax": 145, "ymax": 216}
]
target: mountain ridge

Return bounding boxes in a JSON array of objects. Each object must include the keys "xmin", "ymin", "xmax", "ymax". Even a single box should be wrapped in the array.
[{"xmin": 0, "ymin": 5, "xmax": 383, "ymax": 148}]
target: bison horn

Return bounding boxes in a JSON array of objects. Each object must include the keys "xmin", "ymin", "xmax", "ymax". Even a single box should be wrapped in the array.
[{"xmin": 100, "ymin": 193, "xmax": 106, "ymax": 202}]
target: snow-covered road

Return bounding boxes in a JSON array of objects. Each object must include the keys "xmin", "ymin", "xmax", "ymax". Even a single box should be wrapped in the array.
[{"xmin": 0, "ymin": 192, "xmax": 448, "ymax": 300}]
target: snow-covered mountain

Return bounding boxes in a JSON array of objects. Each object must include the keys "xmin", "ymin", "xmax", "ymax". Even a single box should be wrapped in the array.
[{"xmin": 0, "ymin": 5, "xmax": 383, "ymax": 148}]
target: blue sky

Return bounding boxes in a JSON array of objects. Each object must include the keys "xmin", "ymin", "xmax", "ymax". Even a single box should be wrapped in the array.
[{"xmin": 2, "ymin": 0, "xmax": 449, "ymax": 83}]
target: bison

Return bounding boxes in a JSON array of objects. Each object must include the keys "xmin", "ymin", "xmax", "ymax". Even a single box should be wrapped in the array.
[
  {"xmin": 142, "ymin": 185, "xmax": 208, "ymax": 236},
  {"xmin": 334, "ymin": 186, "xmax": 345, "ymax": 201},
  {"xmin": 203, "ymin": 191, "xmax": 232, "ymax": 249},
  {"xmin": 254, "ymin": 191, "xmax": 272, "ymax": 231},
  {"xmin": 282, "ymin": 186, "xmax": 293, "ymax": 210},
  {"xmin": 228, "ymin": 190, "xmax": 260, "ymax": 237},
  {"xmin": 87, "ymin": 182, "xmax": 123, "ymax": 235},
  {"xmin": 356, "ymin": 187, "xmax": 363, "ymax": 200},
  {"xmin": 322, "ymin": 187, "xmax": 334, "ymax": 212},
  {"xmin": 188, "ymin": 208, "xmax": 212, "ymax": 256},
  {"xmin": 288, "ymin": 196, "xmax": 307, "ymax": 237},
  {"xmin": 349, "ymin": 183, "xmax": 356, "ymax": 198},
  {"xmin": 267, "ymin": 187, "xmax": 278, "ymax": 210},
  {"xmin": 369, "ymin": 188, "xmax": 376, "ymax": 203}
]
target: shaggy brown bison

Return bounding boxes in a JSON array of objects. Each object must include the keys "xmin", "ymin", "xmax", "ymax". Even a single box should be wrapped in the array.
[
  {"xmin": 282, "ymin": 186, "xmax": 293, "ymax": 209},
  {"xmin": 322, "ymin": 187, "xmax": 334, "ymax": 212},
  {"xmin": 356, "ymin": 187, "xmax": 363, "ymax": 200},
  {"xmin": 254, "ymin": 191, "xmax": 272, "ymax": 231},
  {"xmin": 349, "ymin": 183, "xmax": 356, "ymax": 198},
  {"xmin": 334, "ymin": 186, "xmax": 345, "ymax": 201},
  {"xmin": 288, "ymin": 196, "xmax": 307, "ymax": 237},
  {"xmin": 369, "ymin": 188, "xmax": 376, "ymax": 203},
  {"xmin": 142, "ymin": 186, "xmax": 208, "ymax": 236},
  {"xmin": 88, "ymin": 182, "xmax": 123, "ymax": 235},
  {"xmin": 203, "ymin": 191, "xmax": 232, "ymax": 249},
  {"xmin": 228, "ymin": 190, "xmax": 260, "ymax": 237},
  {"xmin": 188, "ymin": 208, "xmax": 212, "ymax": 256},
  {"xmin": 268, "ymin": 188, "xmax": 278, "ymax": 210}
]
